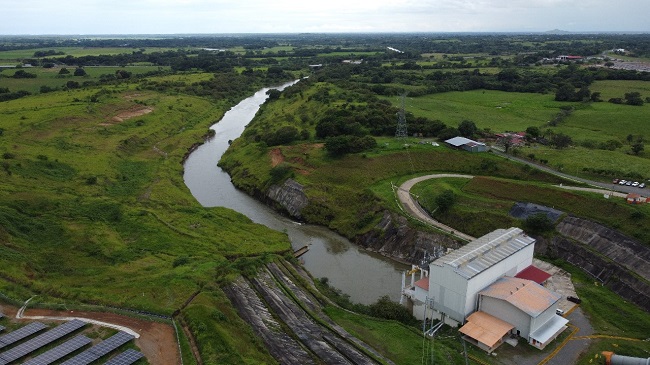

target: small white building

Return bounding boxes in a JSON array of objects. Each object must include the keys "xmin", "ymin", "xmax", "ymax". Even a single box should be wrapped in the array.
[{"xmin": 444, "ymin": 136, "xmax": 487, "ymax": 153}]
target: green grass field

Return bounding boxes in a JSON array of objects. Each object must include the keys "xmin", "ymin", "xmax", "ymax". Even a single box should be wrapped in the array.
[
  {"xmin": 0, "ymin": 66, "xmax": 169, "ymax": 93},
  {"xmin": 395, "ymin": 90, "xmax": 561, "ymax": 132},
  {"xmin": 0, "ymin": 47, "xmax": 188, "ymax": 61}
]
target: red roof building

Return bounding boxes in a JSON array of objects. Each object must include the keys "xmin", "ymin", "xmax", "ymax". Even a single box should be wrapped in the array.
[
  {"xmin": 515, "ymin": 265, "xmax": 551, "ymax": 285},
  {"xmin": 414, "ymin": 277, "xmax": 429, "ymax": 291}
]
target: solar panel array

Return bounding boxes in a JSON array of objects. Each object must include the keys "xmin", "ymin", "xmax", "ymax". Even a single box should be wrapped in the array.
[
  {"xmin": 0, "ymin": 322, "xmax": 47, "ymax": 349},
  {"xmin": 0, "ymin": 319, "xmax": 86, "ymax": 364},
  {"xmin": 23, "ymin": 335, "xmax": 91, "ymax": 365},
  {"xmin": 104, "ymin": 349, "xmax": 144, "ymax": 365},
  {"xmin": 60, "ymin": 331, "xmax": 136, "ymax": 365}
]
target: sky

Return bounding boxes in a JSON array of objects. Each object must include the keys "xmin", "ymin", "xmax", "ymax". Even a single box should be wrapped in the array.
[{"xmin": 2, "ymin": 0, "xmax": 649, "ymax": 35}]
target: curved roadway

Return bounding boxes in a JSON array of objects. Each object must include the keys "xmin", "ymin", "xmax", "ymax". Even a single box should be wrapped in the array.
[
  {"xmin": 396, "ymin": 157, "xmax": 639, "ymax": 242},
  {"xmin": 396, "ymin": 174, "xmax": 475, "ymax": 242}
]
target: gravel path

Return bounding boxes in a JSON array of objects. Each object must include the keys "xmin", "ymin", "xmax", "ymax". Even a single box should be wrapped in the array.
[{"xmin": 396, "ymin": 174, "xmax": 475, "ymax": 242}]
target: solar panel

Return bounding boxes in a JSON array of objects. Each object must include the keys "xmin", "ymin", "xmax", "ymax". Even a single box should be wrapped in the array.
[
  {"xmin": 60, "ymin": 331, "xmax": 135, "ymax": 365},
  {"xmin": 0, "ymin": 319, "xmax": 86, "ymax": 363},
  {"xmin": 58, "ymin": 350, "xmax": 100, "ymax": 365},
  {"xmin": 103, "ymin": 349, "xmax": 144, "ymax": 365},
  {"xmin": 23, "ymin": 335, "xmax": 91, "ymax": 365},
  {"xmin": 0, "ymin": 322, "xmax": 47, "ymax": 348},
  {"xmin": 87, "ymin": 331, "xmax": 134, "ymax": 357}
]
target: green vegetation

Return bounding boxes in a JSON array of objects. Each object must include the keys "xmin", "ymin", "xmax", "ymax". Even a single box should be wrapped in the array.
[
  {"xmin": 412, "ymin": 176, "xmax": 650, "ymax": 240},
  {"xmin": 0, "ymin": 70, "xmax": 291, "ymax": 362},
  {"xmin": 551, "ymin": 259, "xmax": 650, "ymax": 339},
  {"xmin": 1, "ymin": 33, "xmax": 649, "ymax": 364}
]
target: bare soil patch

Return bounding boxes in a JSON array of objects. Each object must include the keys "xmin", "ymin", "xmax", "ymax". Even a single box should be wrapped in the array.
[
  {"xmin": 269, "ymin": 148, "xmax": 284, "ymax": 167},
  {"xmin": 100, "ymin": 105, "xmax": 154, "ymax": 126}
]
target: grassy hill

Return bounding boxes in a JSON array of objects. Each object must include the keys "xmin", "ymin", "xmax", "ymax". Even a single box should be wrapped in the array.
[{"xmin": 0, "ymin": 74, "xmax": 292, "ymax": 364}]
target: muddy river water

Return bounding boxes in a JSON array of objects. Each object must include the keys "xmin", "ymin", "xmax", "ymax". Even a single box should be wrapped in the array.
[{"xmin": 183, "ymin": 81, "xmax": 408, "ymax": 304}]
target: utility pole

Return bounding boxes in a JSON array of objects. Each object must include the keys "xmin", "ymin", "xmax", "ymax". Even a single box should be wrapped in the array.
[{"xmin": 395, "ymin": 94, "xmax": 408, "ymax": 139}]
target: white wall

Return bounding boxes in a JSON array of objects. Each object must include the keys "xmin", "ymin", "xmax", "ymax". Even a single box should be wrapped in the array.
[
  {"xmin": 530, "ymin": 304, "xmax": 558, "ymax": 335},
  {"xmin": 463, "ymin": 244, "xmax": 534, "ymax": 318},
  {"xmin": 480, "ymin": 296, "xmax": 532, "ymax": 337},
  {"xmin": 427, "ymin": 239, "xmax": 534, "ymax": 324},
  {"xmin": 429, "ymin": 264, "xmax": 469, "ymax": 323}
]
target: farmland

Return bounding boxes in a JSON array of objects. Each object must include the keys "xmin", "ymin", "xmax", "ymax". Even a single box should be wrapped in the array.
[{"xmin": 1, "ymin": 33, "xmax": 649, "ymax": 364}]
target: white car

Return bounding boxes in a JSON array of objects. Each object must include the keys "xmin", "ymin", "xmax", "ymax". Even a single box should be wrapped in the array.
[
  {"xmin": 639, "ymin": 183, "xmax": 646, "ymax": 188},
  {"xmin": 619, "ymin": 180, "xmax": 627, "ymax": 185},
  {"xmin": 632, "ymin": 181, "xmax": 640, "ymax": 187}
]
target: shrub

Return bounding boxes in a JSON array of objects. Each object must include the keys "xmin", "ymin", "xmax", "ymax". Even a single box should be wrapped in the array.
[
  {"xmin": 524, "ymin": 212, "xmax": 555, "ymax": 234},
  {"xmin": 435, "ymin": 189, "xmax": 455, "ymax": 212},
  {"xmin": 324, "ymin": 135, "xmax": 377, "ymax": 156}
]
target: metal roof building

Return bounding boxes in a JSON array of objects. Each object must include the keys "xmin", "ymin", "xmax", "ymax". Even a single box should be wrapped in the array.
[
  {"xmin": 426, "ymin": 228, "xmax": 535, "ymax": 325},
  {"xmin": 477, "ymin": 277, "xmax": 568, "ymax": 350}
]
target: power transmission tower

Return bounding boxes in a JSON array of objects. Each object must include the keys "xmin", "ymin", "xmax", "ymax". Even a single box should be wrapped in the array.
[{"xmin": 395, "ymin": 94, "xmax": 408, "ymax": 138}]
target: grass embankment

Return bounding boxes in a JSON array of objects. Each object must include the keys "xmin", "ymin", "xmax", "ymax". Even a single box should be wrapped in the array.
[
  {"xmin": 411, "ymin": 176, "xmax": 650, "ymax": 242},
  {"xmin": 0, "ymin": 74, "xmax": 292, "ymax": 363},
  {"xmin": 549, "ymin": 260, "xmax": 650, "ymax": 365}
]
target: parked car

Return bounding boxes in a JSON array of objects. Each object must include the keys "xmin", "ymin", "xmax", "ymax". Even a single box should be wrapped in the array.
[
  {"xmin": 632, "ymin": 181, "xmax": 640, "ymax": 187},
  {"xmin": 639, "ymin": 183, "xmax": 646, "ymax": 188},
  {"xmin": 619, "ymin": 180, "xmax": 627, "ymax": 185},
  {"xmin": 612, "ymin": 179, "xmax": 619, "ymax": 184},
  {"xmin": 626, "ymin": 181, "xmax": 633, "ymax": 186},
  {"xmin": 556, "ymin": 308, "xmax": 565, "ymax": 316},
  {"xmin": 567, "ymin": 296, "xmax": 582, "ymax": 304}
]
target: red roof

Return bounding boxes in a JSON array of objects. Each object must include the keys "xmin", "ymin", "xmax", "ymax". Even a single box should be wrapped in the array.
[
  {"xmin": 515, "ymin": 265, "xmax": 551, "ymax": 285},
  {"xmin": 414, "ymin": 277, "xmax": 429, "ymax": 291}
]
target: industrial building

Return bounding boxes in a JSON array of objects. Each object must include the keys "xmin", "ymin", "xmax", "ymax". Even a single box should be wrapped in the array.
[
  {"xmin": 444, "ymin": 136, "xmax": 488, "ymax": 152},
  {"xmin": 402, "ymin": 227, "xmax": 568, "ymax": 352}
]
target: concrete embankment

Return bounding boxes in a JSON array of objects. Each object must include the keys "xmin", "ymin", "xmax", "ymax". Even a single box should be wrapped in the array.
[{"xmin": 223, "ymin": 259, "xmax": 395, "ymax": 365}]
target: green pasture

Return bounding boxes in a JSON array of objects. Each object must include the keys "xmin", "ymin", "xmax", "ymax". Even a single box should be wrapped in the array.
[
  {"xmin": 517, "ymin": 146, "xmax": 650, "ymax": 182},
  {"xmin": 0, "ymin": 65, "xmax": 168, "ymax": 93},
  {"xmin": 590, "ymin": 79, "xmax": 650, "ymax": 100},
  {"xmin": 0, "ymin": 47, "xmax": 187, "ymax": 61},
  {"xmin": 390, "ymin": 90, "xmax": 561, "ymax": 132}
]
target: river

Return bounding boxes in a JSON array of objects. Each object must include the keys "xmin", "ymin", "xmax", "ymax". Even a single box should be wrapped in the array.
[{"xmin": 182, "ymin": 81, "xmax": 408, "ymax": 304}]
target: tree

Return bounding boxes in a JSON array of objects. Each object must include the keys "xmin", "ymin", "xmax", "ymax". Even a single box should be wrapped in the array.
[
  {"xmin": 435, "ymin": 190, "xmax": 455, "ymax": 212},
  {"xmin": 525, "ymin": 126, "xmax": 540, "ymax": 141},
  {"xmin": 266, "ymin": 89, "xmax": 281, "ymax": 100},
  {"xmin": 324, "ymin": 135, "xmax": 377, "ymax": 156},
  {"xmin": 524, "ymin": 213, "xmax": 555, "ymax": 234},
  {"xmin": 73, "ymin": 67, "xmax": 86, "ymax": 76},
  {"xmin": 625, "ymin": 92, "xmax": 644, "ymax": 106},
  {"xmin": 437, "ymin": 127, "xmax": 460, "ymax": 141},
  {"xmin": 58, "ymin": 67, "xmax": 70, "ymax": 75},
  {"xmin": 631, "ymin": 142, "xmax": 644, "ymax": 155},
  {"xmin": 590, "ymin": 91, "xmax": 602, "ymax": 102},
  {"xmin": 458, "ymin": 120, "xmax": 477, "ymax": 138},
  {"xmin": 554, "ymin": 83, "xmax": 575, "ymax": 102},
  {"xmin": 551, "ymin": 133, "xmax": 572, "ymax": 149}
]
